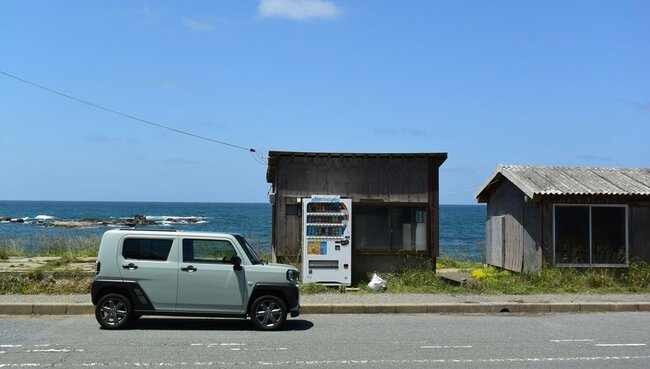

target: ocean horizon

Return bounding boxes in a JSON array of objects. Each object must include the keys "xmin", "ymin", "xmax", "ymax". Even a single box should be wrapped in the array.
[{"xmin": 0, "ymin": 201, "xmax": 486, "ymax": 261}]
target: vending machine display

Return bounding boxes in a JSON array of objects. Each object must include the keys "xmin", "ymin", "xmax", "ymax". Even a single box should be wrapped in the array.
[{"xmin": 302, "ymin": 195, "xmax": 352, "ymax": 286}]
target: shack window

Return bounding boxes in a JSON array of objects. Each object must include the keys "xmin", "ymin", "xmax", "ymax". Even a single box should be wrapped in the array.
[
  {"xmin": 353, "ymin": 205, "xmax": 427, "ymax": 251},
  {"xmin": 354, "ymin": 206, "xmax": 390, "ymax": 250},
  {"xmin": 554, "ymin": 205, "xmax": 627, "ymax": 266}
]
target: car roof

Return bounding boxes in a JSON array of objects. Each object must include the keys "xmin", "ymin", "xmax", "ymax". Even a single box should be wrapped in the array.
[{"xmin": 105, "ymin": 228, "xmax": 241, "ymax": 238}]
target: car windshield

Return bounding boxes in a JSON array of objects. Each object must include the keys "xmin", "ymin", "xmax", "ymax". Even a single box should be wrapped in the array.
[{"xmin": 235, "ymin": 235, "xmax": 263, "ymax": 265}]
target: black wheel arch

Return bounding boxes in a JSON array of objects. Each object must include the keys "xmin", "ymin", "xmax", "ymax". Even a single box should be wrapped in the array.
[
  {"xmin": 91, "ymin": 280, "xmax": 155, "ymax": 311},
  {"xmin": 247, "ymin": 283, "xmax": 299, "ymax": 317}
]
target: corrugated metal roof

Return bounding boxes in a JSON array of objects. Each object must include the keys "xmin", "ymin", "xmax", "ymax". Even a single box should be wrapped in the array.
[{"xmin": 476, "ymin": 165, "xmax": 650, "ymax": 201}]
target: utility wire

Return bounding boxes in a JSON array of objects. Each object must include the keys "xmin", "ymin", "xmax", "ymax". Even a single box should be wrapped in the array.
[{"xmin": 0, "ymin": 69, "xmax": 256, "ymax": 153}]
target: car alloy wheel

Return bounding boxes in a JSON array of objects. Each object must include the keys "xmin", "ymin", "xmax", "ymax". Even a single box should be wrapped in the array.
[
  {"xmin": 251, "ymin": 295, "xmax": 287, "ymax": 331},
  {"xmin": 95, "ymin": 293, "xmax": 132, "ymax": 330}
]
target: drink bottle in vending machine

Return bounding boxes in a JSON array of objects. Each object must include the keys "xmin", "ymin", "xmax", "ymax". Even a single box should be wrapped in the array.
[{"xmin": 302, "ymin": 195, "xmax": 351, "ymax": 286}]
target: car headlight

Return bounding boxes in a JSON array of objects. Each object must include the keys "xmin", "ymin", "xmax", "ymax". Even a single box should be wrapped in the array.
[{"xmin": 286, "ymin": 269, "xmax": 300, "ymax": 282}]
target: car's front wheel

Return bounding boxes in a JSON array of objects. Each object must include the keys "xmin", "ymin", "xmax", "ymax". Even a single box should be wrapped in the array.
[
  {"xmin": 250, "ymin": 295, "xmax": 287, "ymax": 331},
  {"xmin": 95, "ymin": 293, "xmax": 132, "ymax": 330}
]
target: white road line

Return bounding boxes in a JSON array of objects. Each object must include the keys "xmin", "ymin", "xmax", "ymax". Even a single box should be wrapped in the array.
[
  {"xmin": 595, "ymin": 343, "xmax": 646, "ymax": 347},
  {"xmin": 32, "ymin": 345, "xmax": 50, "ymax": 347},
  {"xmin": 0, "ymin": 351, "xmax": 5, "ymax": 354},
  {"xmin": 550, "ymin": 339, "xmax": 595, "ymax": 342},
  {"xmin": 420, "ymin": 345, "xmax": 473, "ymax": 349},
  {"xmin": 27, "ymin": 349, "xmax": 84, "ymax": 353},
  {"xmin": 229, "ymin": 347, "xmax": 289, "ymax": 352},
  {"xmin": 0, "ymin": 346, "xmax": 22, "ymax": 348},
  {"xmin": 191, "ymin": 343, "xmax": 249, "ymax": 347},
  {"xmin": 2, "ymin": 356, "xmax": 650, "ymax": 367}
]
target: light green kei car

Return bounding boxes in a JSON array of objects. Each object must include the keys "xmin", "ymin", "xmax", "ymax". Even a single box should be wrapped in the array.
[{"xmin": 91, "ymin": 229, "xmax": 300, "ymax": 330}]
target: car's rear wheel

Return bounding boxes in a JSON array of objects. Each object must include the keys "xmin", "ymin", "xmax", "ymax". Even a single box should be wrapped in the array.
[
  {"xmin": 250, "ymin": 295, "xmax": 287, "ymax": 331},
  {"xmin": 95, "ymin": 293, "xmax": 132, "ymax": 330}
]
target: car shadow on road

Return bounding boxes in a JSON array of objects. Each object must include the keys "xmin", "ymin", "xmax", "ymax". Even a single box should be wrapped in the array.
[{"xmin": 124, "ymin": 317, "xmax": 314, "ymax": 331}]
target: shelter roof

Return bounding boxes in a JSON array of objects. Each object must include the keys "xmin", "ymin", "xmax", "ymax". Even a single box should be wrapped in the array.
[{"xmin": 475, "ymin": 165, "xmax": 650, "ymax": 202}]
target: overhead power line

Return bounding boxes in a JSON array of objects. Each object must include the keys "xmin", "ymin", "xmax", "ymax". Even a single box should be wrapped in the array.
[{"xmin": 0, "ymin": 69, "xmax": 257, "ymax": 154}]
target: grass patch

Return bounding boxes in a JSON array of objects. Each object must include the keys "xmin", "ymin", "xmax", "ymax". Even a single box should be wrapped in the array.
[
  {"xmin": 0, "ymin": 235, "xmax": 100, "ymax": 258},
  {"xmin": 436, "ymin": 257, "xmax": 482, "ymax": 270},
  {"xmin": 342, "ymin": 262, "xmax": 650, "ymax": 295},
  {"xmin": 33, "ymin": 255, "xmax": 79, "ymax": 272},
  {"xmin": 358, "ymin": 266, "xmax": 462, "ymax": 294},
  {"xmin": 463, "ymin": 263, "xmax": 650, "ymax": 294},
  {"xmin": 0, "ymin": 273, "xmax": 93, "ymax": 294},
  {"xmin": 301, "ymin": 283, "xmax": 333, "ymax": 294},
  {"xmin": 2, "ymin": 234, "xmax": 649, "ymax": 295}
]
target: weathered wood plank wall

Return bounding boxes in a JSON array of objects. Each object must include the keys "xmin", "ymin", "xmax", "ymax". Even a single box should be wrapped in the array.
[
  {"xmin": 630, "ymin": 204, "xmax": 650, "ymax": 262},
  {"xmin": 486, "ymin": 180, "xmax": 529, "ymax": 272},
  {"xmin": 271, "ymin": 156, "xmax": 440, "ymax": 258},
  {"xmin": 272, "ymin": 195, "xmax": 302, "ymax": 258},
  {"xmin": 486, "ymin": 215, "xmax": 504, "ymax": 267},
  {"xmin": 275, "ymin": 157, "xmax": 429, "ymax": 203},
  {"xmin": 522, "ymin": 200, "xmax": 542, "ymax": 272}
]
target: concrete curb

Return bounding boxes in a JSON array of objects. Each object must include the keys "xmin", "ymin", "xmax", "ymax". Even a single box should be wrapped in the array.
[
  {"xmin": 0, "ymin": 302, "xmax": 648, "ymax": 316},
  {"xmin": 0, "ymin": 303, "xmax": 94, "ymax": 315}
]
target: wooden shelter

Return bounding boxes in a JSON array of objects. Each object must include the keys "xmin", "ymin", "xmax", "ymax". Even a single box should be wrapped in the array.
[
  {"xmin": 476, "ymin": 165, "xmax": 650, "ymax": 272},
  {"xmin": 266, "ymin": 151, "xmax": 447, "ymax": 280}
]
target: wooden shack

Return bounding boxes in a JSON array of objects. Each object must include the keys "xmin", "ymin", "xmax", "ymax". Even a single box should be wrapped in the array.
[
  {"xmin": 476, "ymin": 165, "xmax": 650, "ymax": 272},
  {"xmin": 266, "ymin": 151, "xmax": 447, "ymax": 280}
]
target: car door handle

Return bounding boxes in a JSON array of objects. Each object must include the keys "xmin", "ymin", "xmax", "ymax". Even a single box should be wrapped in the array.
[
  {"xmin": 180, "ymin": 265, "xmax": 197, "ymax": 272},
  {"xmin": 122, "ymin": 263, "xmax": 138, "ymax": 270}
]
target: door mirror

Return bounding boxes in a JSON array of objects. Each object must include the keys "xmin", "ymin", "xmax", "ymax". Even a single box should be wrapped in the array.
[{"xmin": 231, "ymin": 256, "xmax": 242, "ymax": 271}]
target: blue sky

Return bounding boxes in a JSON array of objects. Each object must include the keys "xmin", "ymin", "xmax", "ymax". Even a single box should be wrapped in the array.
[{"xmin": 1, "ymin": 0, "xmax": 648, "ymax": 204}]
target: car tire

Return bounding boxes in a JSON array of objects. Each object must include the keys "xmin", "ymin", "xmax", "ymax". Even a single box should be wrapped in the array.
[
  {"xmin": 250, "ymin": 295, "xmax": 287, "ymax": 331},
  {"xmin": 95, "ymin": 293, "xmax": 132, "ymax": 330}
]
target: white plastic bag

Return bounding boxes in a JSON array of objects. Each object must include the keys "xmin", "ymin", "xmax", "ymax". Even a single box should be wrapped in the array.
[{"xmin": 367, "ymin": 273, "xmax": 387, "ymax": 291}]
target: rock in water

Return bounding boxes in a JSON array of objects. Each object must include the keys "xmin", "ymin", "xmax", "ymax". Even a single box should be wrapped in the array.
[{"xmin": 133, "ymin": 214, "xmax": 155, "ymax": 226}]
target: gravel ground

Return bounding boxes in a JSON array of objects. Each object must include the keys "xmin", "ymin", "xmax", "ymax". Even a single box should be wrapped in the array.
[{"xmin": 1, "ymin": 293, "xmax": 649, "ymax": 304}]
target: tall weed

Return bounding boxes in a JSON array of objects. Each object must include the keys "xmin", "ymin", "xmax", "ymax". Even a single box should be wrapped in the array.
[{"xmin": 0, "ymin": 235, "xmax": 100, "ymax": 258}]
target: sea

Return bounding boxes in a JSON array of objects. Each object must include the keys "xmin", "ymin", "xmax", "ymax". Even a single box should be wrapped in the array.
[{"xmin": 0, "ymin": 201, "xmax": 486, "ymax": 261}]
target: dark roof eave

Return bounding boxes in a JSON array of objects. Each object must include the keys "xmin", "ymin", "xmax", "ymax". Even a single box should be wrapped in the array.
[
  {"xmin": 268, "ymin": 151, "xmax": 447, "ymax": 159},
  {"xmin": 266, "ymin": 151, "xmax": 448, "ymax": 183}
]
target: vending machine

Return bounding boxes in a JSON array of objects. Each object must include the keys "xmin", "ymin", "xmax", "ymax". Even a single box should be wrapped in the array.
[{"xmin": 302, "ymin": 195, "xmax": 352, "ymax": 286}]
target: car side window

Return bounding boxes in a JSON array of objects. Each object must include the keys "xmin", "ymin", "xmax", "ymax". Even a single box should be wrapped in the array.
[
  {"xmin": 122, "ymin": 238, "xmax": 173, "ymax": 261},
  {"xmin": 182, "ymin": 239, "xmax": 238, "ymax": 264}
]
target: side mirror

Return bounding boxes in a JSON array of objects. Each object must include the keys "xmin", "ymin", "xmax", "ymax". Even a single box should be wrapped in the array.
[{"xmin": 231, "ymin": 256, "xmax": 242, "ymax": 271}]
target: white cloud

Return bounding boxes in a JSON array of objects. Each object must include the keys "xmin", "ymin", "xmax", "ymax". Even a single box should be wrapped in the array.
[
  {"xmin": 182, "ymin": 18, "xmax": 216, "ymax": 32},
  {"xmin": 258, "ymin": 0, "xmax": 341, "ymax": 21}
]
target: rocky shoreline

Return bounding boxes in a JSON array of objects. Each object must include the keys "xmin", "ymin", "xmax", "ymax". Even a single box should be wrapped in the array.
[{"xmin": 0, "ymin": 214, "xmax": 205, "ymax": 228}]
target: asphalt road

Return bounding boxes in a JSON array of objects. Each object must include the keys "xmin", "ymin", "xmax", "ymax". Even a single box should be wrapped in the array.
[{"xmin": 1, "ymin": 313, "xmax": 649, "ymax": 368}]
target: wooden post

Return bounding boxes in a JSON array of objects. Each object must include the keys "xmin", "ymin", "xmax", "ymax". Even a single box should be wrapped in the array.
[{"xmin": 427, "ymin": 157, "xmax": 440, "ymax": 268}]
